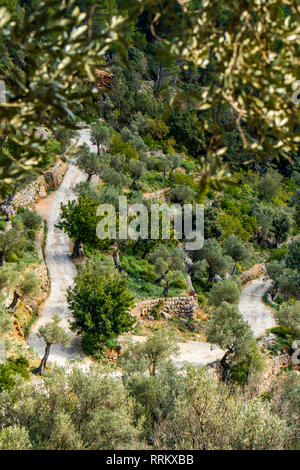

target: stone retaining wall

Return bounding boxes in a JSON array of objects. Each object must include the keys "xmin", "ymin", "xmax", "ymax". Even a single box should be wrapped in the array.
[
  {"xmin": 5, "ymin": 225, "xmax": 49, "ymax": 315},
  {"xmin": 239, "ymin": 263, "xmax": 266, "ymax": 283},
  {"xmin": 257, "ymin": 353, "xmax": 291, "ymax": 394},
  {"xmin": 143, "ymin": 187, "xmax": 171, "ymax": 202},
  {"xmin": 132, "ymin": 294, "xmax": 198, "ymax": 320},
  {"xmin": 12, "ymin": 159, "xmax": 68, "ymax": 209}
]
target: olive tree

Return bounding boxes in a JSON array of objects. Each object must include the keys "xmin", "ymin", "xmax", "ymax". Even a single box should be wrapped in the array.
[
  {"xmin": 90, "ymin": 122, "xmax": 113, "ymax": 155},
  {"xmin": 193, "ymin": 238, "xmax": 233, "ymax": 282},
  {"xmin": 148, "ymin": 246, "xmax": 185, "ymax": 297},
  {"xmin": 0, "ymin": 364, "xmax": 142, "ymax": 449},
  {"xmin": 0, "ymin": 219, "xmax": 27, "ymax": 266},
  {"xmin": 36, "ymin": 315, "xmax": 70, "ymax": 375},
  {"xmin": 7, "ymin": 272, "xmax": 40, "ymax": 312},
  {"xmin": 274, "ymin": 302, "xmax": 300, "ymax": 333},
  {"xmin": 257, "ymin": 170, "xmax": 282, "ymax": 203},
  {"xmin": 208, "ymin": 278, "xmax": 242, "ymax": 307},
  {"xmin": 154, "ymin": 366, "xmax": 289, "ymax": 450},
  {"xmin": 205, "ymin": 301, "xmax": 253, "ymax": 373},
  {"xmin": 75, "ymin": 144, "xmax": 102, "ymax": 182},
  {"xmin": 119, "ymin": 331, "xmax": 179, "ymax": 377},
  {"xmin": 170, "ymin": 184, "xmax": 196, "ymax": 203},
  {"xmin": 224, "ymin": 235, "xmax": 253, "ymax": 274},
  {"xmin": 168, "ymin": 154, "xmax": 181, "ymax": 180},
  {"xmin": 101, "ymin": 168, "xmax": 129, "ymax": 188},
  {"xmin": 266, "ymin": 260, "xmax": 300, "ymax": 300},
  {"xmin": 128, "ymin": 159, "xmax": 146, "ymax": 189}
]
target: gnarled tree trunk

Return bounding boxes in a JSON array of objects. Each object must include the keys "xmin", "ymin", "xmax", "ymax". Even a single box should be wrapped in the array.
[
  {"xmin": 113, "ymin": 246, "xmax": 122, "ymax": 272},
  {"xmin": 36, "ymin": 343, "xmax": 51, "ymax": 375},
  {"xmin": 231, "ymin": 263, "xmax": 237, "ymax": 277},
  {"xmin": 220, "ymin": 348, "xmax": 233, "ymax": 381},
  {"xmin": 163, "ymin": 279, "xmax": 170, "ymax": 297},
  {"xmin": 8, "ymin": 290, "xmax": 22, "ymax": 312},
  {"xmin": 186, "ymin": 273, "xmax": 196, "ymax": 296},
  {"xmin": 0, "ymin": 244, "xmax": 7, "ymax": 266},
  {"xmin": 72, "ymin": 239, "xmax": 82, "ymax": 258}
]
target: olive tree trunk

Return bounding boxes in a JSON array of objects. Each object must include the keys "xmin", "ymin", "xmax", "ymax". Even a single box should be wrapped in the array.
[
  {"xmin": 8, "ymin": 290, "xmax": 22, "ymax": 312},
  {"xmin": 163, "ymin": 279, "xmax": 170, "ymax": 297},
  {"xmin": 113, "ymin": 246, "xmax": 122, "ymax": 272},
  {"xmin": 36, "ymin": 343, "xmax": 51, "ymax": 375},
  {"xmin": 72, "ymin": 239, "xmax": 83, "ymax": 258},
  {"xmin": 220, "ymin": 348, "xmax": 233, "ymax": 381},
  {"xmin": 0, "ymin": 244, "xmax": 7, "ymax": 266}
]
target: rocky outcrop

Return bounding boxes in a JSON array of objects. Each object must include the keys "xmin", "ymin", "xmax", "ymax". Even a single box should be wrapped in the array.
[
  {"xmin": 265, "ymin": 292, "xmax": 277, "ymax": 308},
  {"xmin": 131, "ymin": 294, "xmax": 199, "ymax": 320},
  {"xmin": 86, "ymin": 69, "xmax": 113, "ymax": 90},
  {"xmin": 94, "ymin": 69, "xmax": 113, "ymax": 89},
  {"xmin": 34, "ymin": 127, "xmax": 51, "ymax": 140}
]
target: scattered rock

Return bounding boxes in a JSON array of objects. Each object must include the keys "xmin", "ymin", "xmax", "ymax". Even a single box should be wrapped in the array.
[
  {"xmin": 162, "ymin": 312, "xmax": 172, "ymax": 320},
  {"xmin": 34, "ymin": 127, "xmax": 51, "ymax": 140},
  {"xmin": 13, "ymin": 319, "xmax": 24, "ymax": 338},
  {"xmin": 257, "ymin": 333, "xmax": 277, "ymax": 349}
]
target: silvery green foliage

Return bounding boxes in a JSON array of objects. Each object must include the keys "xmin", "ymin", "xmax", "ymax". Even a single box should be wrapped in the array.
[
  {"xmin": 0, "ymin": 0, "xmax": 129, "ymax": 184},
  {"xmin": 0, "ymin": 0, "xmax": 299, "ymax": 192},
  {"xmin": 168, "ymin": 0, "xmax": 300, "ymax": 161}
]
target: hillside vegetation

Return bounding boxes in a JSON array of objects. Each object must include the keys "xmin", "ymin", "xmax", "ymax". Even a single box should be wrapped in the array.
[{"xmin": 0, "ymin": 0, "xmax": 299, "ymax": 451}]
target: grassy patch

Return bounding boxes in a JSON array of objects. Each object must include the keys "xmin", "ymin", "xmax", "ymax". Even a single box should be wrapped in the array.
[
  {"xmin": 121, "ymin": 254, "xmax": 184, "ymax": 299},
  {"xmin": 139, "ymin": 170, "xmax": 167, "ymax": 192},
  {"xmin": 24, "ymin": 311, "xmax": 38, "ymax": 339}
]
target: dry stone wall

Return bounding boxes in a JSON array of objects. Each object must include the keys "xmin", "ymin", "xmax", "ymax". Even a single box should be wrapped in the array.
[
  {"xmin": 143, "ymin": 187, "xmax": 171, "ymax": 202},
  {"xmin": 12, "ymin": 159, "xmax": 68, "ymax": 209},
  {"xmin": 132, "ymin": 294, "xmax": 199, "ymax": 320},
  {"xmin": 239, "ymin": 263, "xmax": 266, "ymax": 283}
]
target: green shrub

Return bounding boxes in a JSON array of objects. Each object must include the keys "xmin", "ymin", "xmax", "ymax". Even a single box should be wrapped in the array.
[
  {"xmin": 229, "ymin": 359, "xmax": 252, "ymax": 386},
  {"xmin": 269, "ymin": 325, "xmax": 300, "ymax": 342},
  {"xmin": 5, "ymin": 252, "xmax": 19, "ymax": 263},
  {"xmin": 26, "ymin": 229, "xmax": 36, "ymax": 241},
  {"xmin": 170, "ymin": 171, "xmax": 196, "ymax": 190},
  {"xmin": 268, "ymin": 246, "xmax": 289, "ymax": 262},
  {"xmin": 151, "ymin": 300, "xmax": 164, "ymax": 320},
  {"xmin": 228, "ymin": 343, "xmax": 263, "ymax": 386},
  {"xmin": 17, "ymin": 208, "xmax": 42, "ymax": 230},
  {"xmin": 171, "ymin": 277, "xmax": 187, "ymax": 289},
  {"xmin": 0, "ymin": 218, "xmax": 6, "ymax": 230},
  {"xmin": 0, "ymin": 357, "xmax": 30, "ymax": 392}
]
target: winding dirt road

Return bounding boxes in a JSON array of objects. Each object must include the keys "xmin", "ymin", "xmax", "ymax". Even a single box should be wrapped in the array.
[
  {"xmin": 27, "ymin": 130, "xmax": 93, "ymax": 366},
  {"xmin": 132, "ymin": 277, "xmax": 275, "ymax": 368},
  {"xmin": 173, "ymin": 277, "xmax": 275, "ymax": 367},
  {"xmin": 27, "ymin": 127, "xmax": 275, "ymax": 369},
  {"xmin": 239, "ymin": 277, "xmax": 275, "ymax": 338}
]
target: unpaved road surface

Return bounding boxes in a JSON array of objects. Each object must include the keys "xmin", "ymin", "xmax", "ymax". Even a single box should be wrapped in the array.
[
  {"xmin": 130, "ymin": 335, "xmax": 224, "ymax": 368},
  {"xmin": 27, "ymin": 130, "xmax": 93, "ymax": 367},
  {"xmin": 173, "ymin": 341, "xmax": 224, "ymax": 368},
  {"xmin": 239, "ymin": 277, "xmax": 275, "ymax": 338}
]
